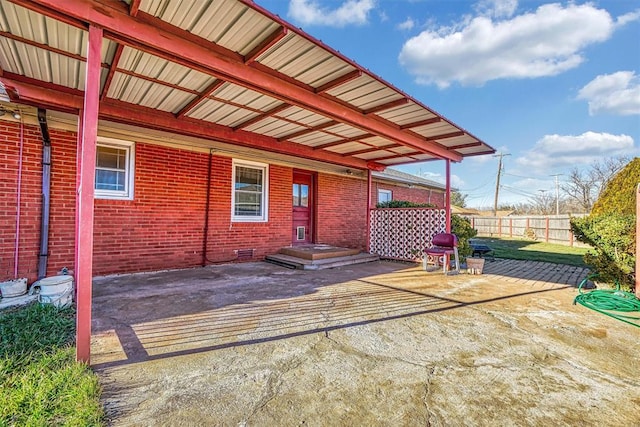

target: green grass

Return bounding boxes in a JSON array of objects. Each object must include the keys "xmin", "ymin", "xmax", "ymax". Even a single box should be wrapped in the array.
[
  {"xmin": 0, "ymin": 303, "xmax": 104, "ymax": 426},
  {"xmin": 472, "ymin": 236, "xmax": 590, "ymax": 267}
]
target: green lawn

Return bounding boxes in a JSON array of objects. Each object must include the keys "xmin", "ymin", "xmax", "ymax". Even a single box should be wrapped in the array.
[
  {"xmin": 471, "ymin": 236, "xmax": 590, "ymax": 267},
  {"xmin": 0, "ymin": 303, "xmax": 104, "ymax": 426}
]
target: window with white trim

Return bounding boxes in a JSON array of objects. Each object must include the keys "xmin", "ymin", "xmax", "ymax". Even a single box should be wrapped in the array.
[
  {"xmin": 94, "ymin": 137, "xmax": 135, "ymax": 200},
  {"xmin": 378, "ymin": 189, "xmax": 392, "ymax": 203},
  {"xmin": 232, "ymin": 159, "xmax": 269, "ymax": 222}
]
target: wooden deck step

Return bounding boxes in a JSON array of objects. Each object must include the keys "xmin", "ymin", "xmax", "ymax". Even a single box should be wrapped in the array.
[{"xmin": 265, "ymin": 252, "xmax": 379, "ymax": 270}]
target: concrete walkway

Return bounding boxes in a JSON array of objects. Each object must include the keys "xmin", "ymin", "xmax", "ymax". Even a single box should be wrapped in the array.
[{"xmin": 90, "ymin": 260, "xmax": 639, "ymax": 426}]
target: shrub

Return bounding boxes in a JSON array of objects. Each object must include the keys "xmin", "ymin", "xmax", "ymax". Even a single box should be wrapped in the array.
[
  {"xmin": 591, "ymin": 157, "xmax": 640, "ymax": 215},
  {"xmin": 571, "ymin": 214, "xmax": 635, "ymax": 291},
  {"xmin": 451, "ymin": 214, "xmax": 477, "ymax": 258},
  {"xmin": 376, "ymin": 200, "xmax": 436, "ymax": 208},
  {"xmin": 571, "ymin": 158, "xmax": 638, "ymax": 291}
]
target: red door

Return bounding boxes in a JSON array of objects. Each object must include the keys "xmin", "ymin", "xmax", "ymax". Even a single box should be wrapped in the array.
[{"xmin": 292, "ymin": 171, "xmax": 313, "ymax": 244}]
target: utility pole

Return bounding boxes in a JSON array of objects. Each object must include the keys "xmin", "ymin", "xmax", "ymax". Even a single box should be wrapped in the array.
[
  {"xmin": 550, "ymin": 174, "xmax": 562, "ymax": 215},
  {"xmin": 493, "ymin": 153, "xmax": 510, "ymax": 216}
]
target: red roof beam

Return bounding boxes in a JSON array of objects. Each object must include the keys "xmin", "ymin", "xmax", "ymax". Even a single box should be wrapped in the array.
[
  {"xmin": 2, "ymin": 74, "xmax": 385, "ymax": 170},
  {"xmin": 343, "ymin": 143, "xmax": 400, "ymax": 156},
  {"xmin": 100, "ymin": 43, "xmax": 123, "ymax": 101},
  {"xmin": 363, "ymin": 98, "xmax": 409, "ymax": 115},
  {"xmin": 244, "ymin": 27, "xmax": 287, "ymax": 65},
  {"xmin": 399, "ymin": 117, "xmax": 441, "ymax": 130},
  {"xmin": 313, "ymin": 133, "xmax": 375, "ymax": 150},
  {"xmin": 129, "ymin": 0, "xmax": 141, "ymax": 16},
  {"xmin": 16, "ymin": 0, "xmax": 462, "ymax": 162},
  {"xmin": 367, "ymin": 152, "xmax": 421, "ymax": 162},
  {"xmin": 232, "ymin": 103, "xmax": 292, "ymax": 130},
  {"xmin": 315, "ymin": 70, "xmax": 361, "ymax": 94},
  {"xmin": 176, "ymin": 79, "xmax": 225, "ymax": 118},
  {"xmin": 277, "ymin": 120, "xmax": 339, "ymax": 142},
  {"xmin": 449, "ymin": 141, "xmax": 482, "ymax": 150}
]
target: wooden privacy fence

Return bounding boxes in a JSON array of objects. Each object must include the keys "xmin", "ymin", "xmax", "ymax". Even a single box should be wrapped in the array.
[
  {"xmin": 369, "ymin": 208, "xmax": 446, "ymax": 261},
  {"xmin": 468, "ymin": 214, "xmax": 587, "ymax": 247}
]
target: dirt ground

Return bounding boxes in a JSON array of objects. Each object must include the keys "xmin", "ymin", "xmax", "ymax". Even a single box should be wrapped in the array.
[{"xmin": 90, "ymin": 260, "xmax": 640, "ymax": 426}]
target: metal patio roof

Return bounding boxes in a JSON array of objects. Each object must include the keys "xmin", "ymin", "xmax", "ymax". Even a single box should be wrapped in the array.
[{"xmin": 0, "ymin": 0, "xmax": 495, "ymax": 170}]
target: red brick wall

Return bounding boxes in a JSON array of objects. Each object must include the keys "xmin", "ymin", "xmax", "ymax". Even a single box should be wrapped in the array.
[
  {"xmin": 316, "ymin": 173, "xmax": 368, "ymax": 249},
  {"xmin": 2, "ymin": 120, "xmax": 400, "ymax": 281},
  {"xmin": 0, "ymin": 121, "xmax": 293, "ymax": 281},
  {"xmin": 0, "ymin": 121, "xmax": 44, "ymax": 281},
  {"xmin": 371, "ymin": 182, "xmax": 445, "ymax": 207}
]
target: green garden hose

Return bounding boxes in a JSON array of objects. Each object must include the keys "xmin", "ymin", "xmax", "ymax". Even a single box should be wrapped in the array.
[{"xmin": 573, "ymin": 274, "xmax": 640, "ymax": 327}]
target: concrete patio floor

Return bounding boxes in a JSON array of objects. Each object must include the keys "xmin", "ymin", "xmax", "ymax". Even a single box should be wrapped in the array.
[{"xmin": 91, "ymin": 259, "xmax": 640, "ymax": 426}]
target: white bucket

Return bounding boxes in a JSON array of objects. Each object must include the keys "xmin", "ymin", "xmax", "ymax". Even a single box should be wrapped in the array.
[
  {"xmin": 29, "ymin": 275, "xmax": 74, "ymax": 308},
  {"xmin": 0, "ymin": 278, "xmax": 28, "ymax": 298}
]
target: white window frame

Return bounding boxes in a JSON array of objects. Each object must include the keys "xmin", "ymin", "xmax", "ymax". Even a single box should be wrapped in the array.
[
  {"xmin": 378, "ymin": 189, "xmax": 392, "ymax": 203},
  {"xmin": 94, "ymin": 137, "xmax": 135, "ymax": 200},
  {"xmin": 231, "ymin": 159, "xmax": 269, "ymax": 222}
]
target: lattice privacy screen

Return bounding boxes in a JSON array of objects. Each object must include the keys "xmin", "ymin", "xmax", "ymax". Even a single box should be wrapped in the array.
[{"xmin": 369, "ymin": 208, "xmax": 447, "ymax": 261}]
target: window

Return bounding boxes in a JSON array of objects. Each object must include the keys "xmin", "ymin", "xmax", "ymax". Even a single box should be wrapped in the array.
[
  {"xmin": 95, "ymin": 137, "xmax": 134, "ymax": 200},
  {"xmin": 293, "ymin": 183, "xmax": 309, "ymax": 207},
  {"xmin": 378, "ymin": 189, "xmax": 392, "ymax": 203},
  {"xmin": 232, "ymin": 160, "xmax": 268, "ymax": 222}
]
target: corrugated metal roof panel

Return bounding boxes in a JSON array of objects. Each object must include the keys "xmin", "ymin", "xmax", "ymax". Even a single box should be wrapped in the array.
[
  {"xmin": 244, "ymin": 117, "xmax": 303, "ymax": 138},
  {"xmin": 290, "ymin": 132, "xmax": 341, "ymax": 146},
  {"xmin": 187, "ymin": 98, "xmax": 259, "ymax": 126},
  {"xmin": 388, "ymin": 146, "xmax": 416, "ymax": 155},
  {"xmin": 321, "ymin": 123, "xmax": 368, "ymax": 138},
  {"xmin": 355, "ymin": 150, "xmax": 396, "ymax": 160},
  {"xmin": 414, "ymin": 122, "xmax": 459, "ymax": 138},
  {"xmin": 0, "ymin": 0, "xmax": 494, "ymax": 167},
  {"xmin": 257, "ymin": 33, "xmax": 314, "ymax": 71},
  {"xmin": 327, "ymin": 141, "xmax": 370, "ymax": 154},
  {"xmin": 276, "ymin": 106, "xmax": 332, "ymax": 128},
  {"xmin": 108, "ymin": 73, "xmax": 192, "ymax": 112},
  {"xmin": 213, "ymin": 83, "xmax": 281, "ymax": 111},
  {"xmin": 439, "ymin": 135, "xmax": 476, "ymax": 147},
  {"xmin": 376, "ymin": 102, "xmax": 437, "ymax": 126},
  {"xmin": 299, "ymin": 59, "xmax": 355, "ymax": 89}
]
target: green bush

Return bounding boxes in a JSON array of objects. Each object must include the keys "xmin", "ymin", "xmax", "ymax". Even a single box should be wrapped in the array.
[
  {"xmin": 591, "ymin": 157, "xmax": 640, "ymax": 215},
  {"xmin": 571, "ymin": 214, "xmax": 635, "ymax": 291},
  {"xmin": 570, "ymin": 158, "xmax": 638, "ymax": 291},
  {"xmin": 451, "ymin": 214, "xmax": 477, "ymax": 258},
  {"xmin": 376, "ymin": 200, "xmax": 436, "ymax": 208}
]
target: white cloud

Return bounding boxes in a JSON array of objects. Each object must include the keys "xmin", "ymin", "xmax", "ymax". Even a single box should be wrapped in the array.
[
  {"xmin": 474, "ymin": 0, "xmax": 518, "ymax": 18},
  {"xmin": 615, "ymin": 9, "xmax": 640, "ymax": 27},
  {"xmin": 288, "ymin": 0, "xmax": 376, "ymax": 27},
  {"xmin": 397, "ymin": 17, "xmax": 415, "ymax": 31},
  {"xmin": 399, "ymin": 3, "xmax": 616, "ymax": 88},
  {"xmin": 577, "ymin": 71, "xmax": 640, "ymax": 116},
  {"xmin": 515, "ymin": 131, "xmax": 635, "ymax": 171}
]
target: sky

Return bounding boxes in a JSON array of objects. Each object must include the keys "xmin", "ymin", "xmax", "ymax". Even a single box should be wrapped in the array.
[{"xmin": 256, "ymin": 0, "xmax": 640, "ymax": 208}]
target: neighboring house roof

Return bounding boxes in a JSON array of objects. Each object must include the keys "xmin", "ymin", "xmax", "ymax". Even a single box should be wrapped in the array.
[
  {"xmin": 372, "ymin": 168, "xmax": 445, "ymax": 190},
  {"xmin": 0, "ymin": 0, "xmax": 495, "ymax": 172},
  {"xmin": 451, "ymin": 206, "xmax": 481, "ymax": 215}
]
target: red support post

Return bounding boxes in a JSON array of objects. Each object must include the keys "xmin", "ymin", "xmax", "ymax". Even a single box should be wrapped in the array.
[
  {"xmin": 366, "ymin": 169, "xmax": 372, "ymax": 253},
  {"xmin": 75, "ymin": 25, "xmax": 102, "ymax": 364},
  {"xmin": 445, "ymin": 159, "xmax": 451, "ymax": 232}
]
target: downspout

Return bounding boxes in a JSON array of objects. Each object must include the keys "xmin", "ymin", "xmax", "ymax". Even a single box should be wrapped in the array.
[
  {"xmin": 13, "ymin": 117, "xmax": 24, "ymax": 278},
  {"xmin": 445, "ymin": 159, "xmax": 451, "ymax": 233},
  {"xmin": 202, "ymin": 148, "xmax": 213, "ymax": 266},
  {"xmin": 37, "ymin": 108, "xmax": 51, "ymax": 279}
]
